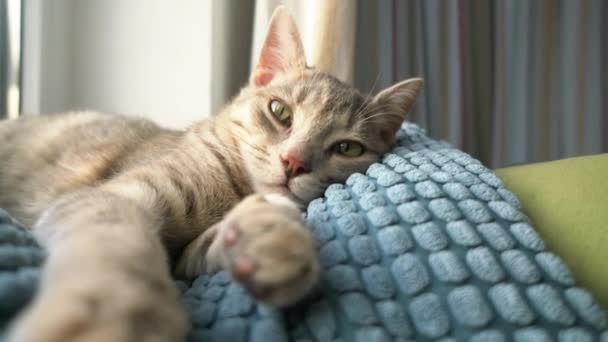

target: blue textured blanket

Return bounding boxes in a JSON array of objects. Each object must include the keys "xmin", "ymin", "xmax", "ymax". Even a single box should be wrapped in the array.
[{"xmin": 0, "ymin": 123, "xmax": 606, "ymax": 341}]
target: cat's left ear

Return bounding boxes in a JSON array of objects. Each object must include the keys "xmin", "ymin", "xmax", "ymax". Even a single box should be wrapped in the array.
[
  {"xmin": 250, "ymin": 6, "xmax": 307, "ymax": 87},
  {"xmin": 372, "ymin": 78, "xmax": 424, "ymax": 144}
]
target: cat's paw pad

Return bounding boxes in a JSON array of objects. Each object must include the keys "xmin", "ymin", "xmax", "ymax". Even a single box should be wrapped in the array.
[{"xmin": 220, "ymin": 198, "xmax": 319, "ymax": 307}]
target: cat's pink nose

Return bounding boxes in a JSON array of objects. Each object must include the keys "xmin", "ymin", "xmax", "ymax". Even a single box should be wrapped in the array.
[{"xmin": 280, "ymin": 152, "xmax": 310, "ymax": 178}]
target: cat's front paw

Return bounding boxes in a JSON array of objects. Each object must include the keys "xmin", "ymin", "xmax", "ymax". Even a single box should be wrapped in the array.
[
  {"xmin": 219, "ymin": 194, "xmax": 319, "ymax": 307},
  {"xmin": 6, "ymin": 276, "xmax": 188, "ymax": 342}
]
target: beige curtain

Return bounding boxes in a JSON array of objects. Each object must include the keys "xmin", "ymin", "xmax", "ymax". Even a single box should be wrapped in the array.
[{"xmin": 250, "ymin": 0, "xmax": 357, "ymax": 84}]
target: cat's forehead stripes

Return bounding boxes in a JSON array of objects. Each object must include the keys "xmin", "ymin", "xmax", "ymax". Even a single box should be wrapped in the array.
[
  {"xmin": 289, "ymin": 76, "xmax": 374, "ymax": 143},
  {"xmin": 291, "ymin": 74, "xmax": 364, "ymax": 116}
]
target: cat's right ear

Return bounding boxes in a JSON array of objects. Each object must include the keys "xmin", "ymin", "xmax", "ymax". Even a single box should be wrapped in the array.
[
  {"xmin": 250, "ymin": 6, "xmax": 307, "ymax": 87},
  {"xmin": 371, "ymin": 78, "xmax": 424, "ymax": 144}
]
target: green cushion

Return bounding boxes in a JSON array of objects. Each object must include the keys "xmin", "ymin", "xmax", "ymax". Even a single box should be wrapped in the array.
[{"xmin": 495, "ymin": 154, "xmax": 608, "ymax": 309}]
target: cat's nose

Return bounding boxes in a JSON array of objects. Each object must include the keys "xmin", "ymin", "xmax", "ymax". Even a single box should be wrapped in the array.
[{"xmin": 280, "ymin": 152, "xmax": 310, "ymax": 178}]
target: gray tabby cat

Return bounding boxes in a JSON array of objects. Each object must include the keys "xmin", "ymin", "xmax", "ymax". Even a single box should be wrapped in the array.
[{"xmin": 0, "ymin": 7, "xmax": 422, "ymax": 342}]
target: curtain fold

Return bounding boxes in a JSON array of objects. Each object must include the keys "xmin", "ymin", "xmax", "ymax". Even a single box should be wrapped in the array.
[
  {"xmin": 0, "ymin": 0, "xmax": 8, "ymax": 118},
  {"xmin": 353, "ymin": 0, "xmax": 606, "ymax": 167},
  {"xmin": 209, "ymin": 0, "xmax": 254, "ymax": 114}
]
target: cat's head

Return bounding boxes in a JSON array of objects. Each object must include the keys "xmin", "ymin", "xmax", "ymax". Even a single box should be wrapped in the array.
[{"xmin": 227, "ymin": 7, "xmax": 423, "ymax": 205}]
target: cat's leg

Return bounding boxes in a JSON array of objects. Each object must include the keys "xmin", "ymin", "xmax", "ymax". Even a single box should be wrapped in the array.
[
  {"xmin": 176, "ymin": 194, "xmax": 319, "ymax": 307},
  {"xmin": 174, "ymin": 222, "xmax": 220, "ymax": 276},
  {"xmin": 6, "ymin": 189, "xmax": 188, "ymax": 342}
]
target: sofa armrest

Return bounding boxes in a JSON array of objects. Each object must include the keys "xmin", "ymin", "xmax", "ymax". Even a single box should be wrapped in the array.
[{"xmin": 495, "ymin": 154, "xmax": 608, "ymax": 308}]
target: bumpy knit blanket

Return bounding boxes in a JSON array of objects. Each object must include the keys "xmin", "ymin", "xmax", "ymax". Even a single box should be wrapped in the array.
[{"xmin": 1, "ymin": 123, "xmax": 606, "ymax": 341}]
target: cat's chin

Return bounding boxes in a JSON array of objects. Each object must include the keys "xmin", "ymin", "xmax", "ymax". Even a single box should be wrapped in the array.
[{"xmin": 256, "ymin": 183, "xmax": 306, "ymax": 207}]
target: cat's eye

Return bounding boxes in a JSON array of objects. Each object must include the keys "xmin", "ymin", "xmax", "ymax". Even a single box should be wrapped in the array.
[
  {"xmin": 269, "ymin": 99, "xmax": 292, "ymax": 125},
  {"xmin": 332, "ymin": 141, "xmax": 365, "ymax": 157}
]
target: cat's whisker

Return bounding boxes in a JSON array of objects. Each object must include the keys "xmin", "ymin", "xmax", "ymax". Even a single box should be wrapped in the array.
[
  {"xmin": 357, "ymin": 112, "xmax": 402, "ymax": 126},
  {"xmin": 353, "ymin": 96, "xmax": 376, "ymax": 120},
  {"xmin": 353, "ymin": 71, "xmax": 381, "ymax": 119},
  {"xmin": 358, "ymin": 110, "xmax": 399, "ymax": 119}
]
